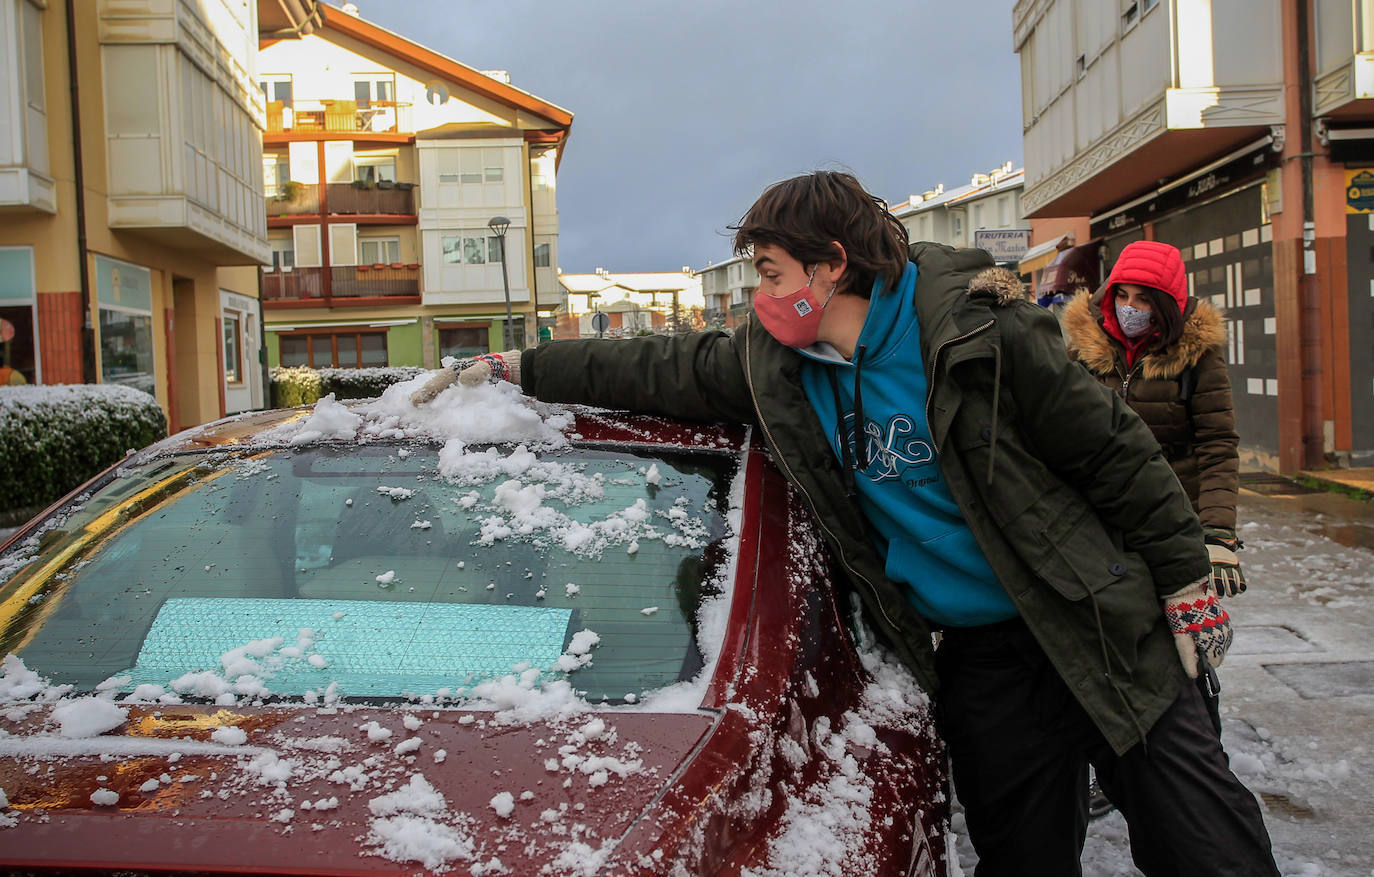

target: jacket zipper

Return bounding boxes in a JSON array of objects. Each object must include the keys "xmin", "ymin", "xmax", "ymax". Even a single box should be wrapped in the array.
[
  {"xmin": 924, "ymin": 319, "xmax": 995, "ymax": 453},
  {"xmin": 742, "ymin": 320, "xmax": 902, "ymax": 633},
  {"xmin": 1118, "ymin": 361, "xmax": 1142, "ymax": 401}
]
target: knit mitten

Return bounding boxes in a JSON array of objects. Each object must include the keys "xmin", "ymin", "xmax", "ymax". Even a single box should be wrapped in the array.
[
  {"xmin": 457, "ymin": 350, "xmax": 521, "ymax": 387},
  {"xmin": 409, "ymin": 350, "xmax": 522, "ymax": 406},
  {"xmin": 1162, "ymin": 577, "xmax": 1232, "ymax": 679},
  {"xmin": 1203, "ymin": 527, "xmax": 1246, "ymax": 597}
]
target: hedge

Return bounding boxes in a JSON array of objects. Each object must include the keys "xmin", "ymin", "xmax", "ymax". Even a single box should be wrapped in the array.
[
  {"xmin": 270, "ymin": 365, "xmax": 427, "ymax": 407},
  {"xmin": 0, "ymin": 385, "xmax": 167, "ymax": 520}
]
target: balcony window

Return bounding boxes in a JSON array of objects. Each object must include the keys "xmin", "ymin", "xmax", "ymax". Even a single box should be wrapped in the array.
[
  {"xmin": 260, "ymin": 76, "xmax": 292, "ymax": 104},
  {"xmin": 360, "ymin": 237, "xmax": 401, "ymax": 265},
  {"xmin": 353, "ymin": 77, "xmax": 394, "ymax": 108},
  {"xmin": 534, "ymin": 243, "xmax": 551, "ymax": 268},
  {"xmin": 354, "ymin": 156, "xmax": 396, "ymax": 184},
  {"xmin": 442, "ymin": 234, "xmax": 500, "ymax": 265}
]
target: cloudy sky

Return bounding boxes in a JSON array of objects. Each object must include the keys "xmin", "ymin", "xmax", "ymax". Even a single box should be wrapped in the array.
[{"xmin": 359, "ymin": 1, "xmax": 1024, "ymax": 274}]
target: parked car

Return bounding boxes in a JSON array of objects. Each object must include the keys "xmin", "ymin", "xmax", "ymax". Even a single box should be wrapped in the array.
[{"xmin": 0, "ymin": 385, "xmax": 948, "ymax": 876}]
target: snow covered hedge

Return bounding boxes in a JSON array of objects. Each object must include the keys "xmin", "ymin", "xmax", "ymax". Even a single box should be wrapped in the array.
[
  {"xmin": 270, "ymin": 366, "xmax": 427, "ymax": 408},
  {"xmin": 0, "ymin": 385, "xmax": 166, "ymax": 519}
]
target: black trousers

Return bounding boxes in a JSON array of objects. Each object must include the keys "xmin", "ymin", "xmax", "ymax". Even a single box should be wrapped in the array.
[{"xmin": 935, "ymin": 619, "xmax": 1278, "ymax": 877}]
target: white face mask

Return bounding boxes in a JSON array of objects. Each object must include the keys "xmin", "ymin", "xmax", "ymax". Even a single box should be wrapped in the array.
[{"xmin": 1115, "ymin": 302, "xmax": 1154, "ymax": 338}]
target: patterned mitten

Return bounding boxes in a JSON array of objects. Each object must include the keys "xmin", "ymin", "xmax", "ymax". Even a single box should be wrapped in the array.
[
  {"xmin": 457, "ymin": 350, "xmax": 521, "ymax": 387},
  {"xmin": 1162, "ymin": 577, "xmax": 1232, "ymax": 679}
]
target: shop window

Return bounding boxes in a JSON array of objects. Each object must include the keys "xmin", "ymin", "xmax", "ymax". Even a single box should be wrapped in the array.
[
  {"xmin": 99, "ymin": 308, "xmax": 155, "ymax": 396},
  {"xmin": 0, "ymin": 306, "xmax": 37, "ymax": 385},
  {"xmin": 438, "ymin": 325, "xmax": 490, "ymax": 360},
  {"xmin": 279, "ymin": 331, "xmax": 388, "ymax": 369},
  {"xmin": 224, "ymin": 313, "xmax": 242, "ymax": 383}
]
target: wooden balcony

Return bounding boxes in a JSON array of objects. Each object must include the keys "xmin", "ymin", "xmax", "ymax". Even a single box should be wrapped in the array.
[
  {"xmin": 326, "ymin": 182, "xmax": 415, "ymax": 217},
  {"xmin": 265, "ymin": 100, "xmax": 413, "ymax": 138},
  {"xmin": 260, "ymin": 264, "xmax": 420, "ymax": 306},
  {"xmin": 332, "ymin": 264, "xmax": 420, "ymax": 298},
  {"xmin": 266, "ymin": 183, "xmax": 320, "ymax": 217}
]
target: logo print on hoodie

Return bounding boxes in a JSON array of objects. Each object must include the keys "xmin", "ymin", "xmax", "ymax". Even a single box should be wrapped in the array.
[{"xmin": 838, "ymin": 413, "xmax": 935, "ymax": 481}]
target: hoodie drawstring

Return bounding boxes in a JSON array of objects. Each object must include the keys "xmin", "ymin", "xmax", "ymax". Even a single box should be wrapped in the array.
[
  {"xmin": 853, "ymin": 345, "xmax": 869, "ymax": 470},
  {"xmin": 986, "ymin": 343, "xmax": 1002, "ymax": 485},
  {"xmin": 826, "ymin": 343, "xmax": 869, "ymax": 500}
]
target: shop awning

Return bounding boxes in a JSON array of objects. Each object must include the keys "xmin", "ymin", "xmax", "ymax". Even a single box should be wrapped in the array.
[
  {"xmin": 1034, "ymin": 244, "xmax": 1099, "ymax": 303},
  {"xmin": 1018, "ymin": 233, "xmax": 1075, "ymax": 275}
]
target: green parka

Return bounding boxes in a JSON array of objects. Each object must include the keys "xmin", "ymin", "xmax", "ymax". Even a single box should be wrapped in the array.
[
  {"xmin": 520, "ymin": 242, "xmax": 1210, "ymax": 755},
  {"xmin": 1061, "ymin": 289, "xmax": 1240, "ymax": 532}
]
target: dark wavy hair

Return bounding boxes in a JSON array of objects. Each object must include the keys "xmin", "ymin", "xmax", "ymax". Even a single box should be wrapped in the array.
[{"xmin": 729, "ymin": 171, "xmax": 909, "ymax": 298}]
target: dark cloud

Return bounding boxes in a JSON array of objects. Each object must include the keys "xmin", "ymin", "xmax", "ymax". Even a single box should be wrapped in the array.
[{"xmin": 357, "ymin": 1, "xmax": 1022, "ymax": 272}]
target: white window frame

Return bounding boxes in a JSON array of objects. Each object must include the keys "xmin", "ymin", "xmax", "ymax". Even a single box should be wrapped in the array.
[{"xmin": 359, "ymin": 235, "xmax": 401, "ymax": 266}]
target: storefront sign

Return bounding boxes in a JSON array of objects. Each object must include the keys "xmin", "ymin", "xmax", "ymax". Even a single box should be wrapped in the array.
[
  {"xmin": 973, "ymin": 229, "xmax": 1031, "ymax": 263},
  {"xmin": 1345, "ymin": 169, "xmax": 1374, "ymax": 214},
  {"xmin": 95, "ymin": 255, "xmax": 153, "ymax": 312},
  {"xmin": 1091, "ymin": 146, "xmax": 1276, "ymax": 240}
]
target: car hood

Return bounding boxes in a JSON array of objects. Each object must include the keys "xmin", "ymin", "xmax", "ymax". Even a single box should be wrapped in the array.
[{"xmin": 0, "ymin": 703, "xmax": 716, "ymax": 875}]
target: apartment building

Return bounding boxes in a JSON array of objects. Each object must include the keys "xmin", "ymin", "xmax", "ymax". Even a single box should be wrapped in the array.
[
  {"xmin": 696, "ymin": 255, "xmax": 759, "ymax": 330},
  {"xmin": 0, "ymin": 0, "xmax": 310, "ymax": 429},
  {"xmin": 256, "ymin": 4, "xmax": 571, "ymax": 370},
  {"xmin": 1013, "ymin": 0, "xmax": 1374, "ymax": 471},
  {"xmin": 556, "ymin": 269, "xmax": 702, "ymax": 338},
  {"xmin": 891, "ymin": 162, "xmax": 1028, "ymax": 265}
]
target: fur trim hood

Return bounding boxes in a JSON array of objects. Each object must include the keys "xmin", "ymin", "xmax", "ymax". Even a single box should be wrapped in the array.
[
  {"xmin": 968, "ymin": 267, "xmax": 1026, "ymax": 306},
  {"xmin": 1062, "ymin": 290, "xmax": 1226, "ymax": 380}
]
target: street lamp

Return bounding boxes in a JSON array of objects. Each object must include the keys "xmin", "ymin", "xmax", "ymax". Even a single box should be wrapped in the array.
[{"xmin": 487, "ymin": 215, "xmax": 514, "ymax": 349}]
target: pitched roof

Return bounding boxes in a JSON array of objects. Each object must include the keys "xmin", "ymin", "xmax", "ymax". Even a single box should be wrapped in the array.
[{"xmin": 317, "ymin": 5, "xmax": 573, "ymax": 130}]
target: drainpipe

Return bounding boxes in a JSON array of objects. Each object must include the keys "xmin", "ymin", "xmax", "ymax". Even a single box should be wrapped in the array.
[
  {"xmin": 1296, "ymin": 0, "xmax": 1324, "ymax": 467},
  {"xmin": 65, "ymin": 0, "xmax": 95, "ymax": 383}
]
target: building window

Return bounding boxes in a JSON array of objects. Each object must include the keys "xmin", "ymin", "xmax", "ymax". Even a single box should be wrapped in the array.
[
  {"xmin": 224, "ymin": 313, "xmax": 242, "ymax": 383},
  {"xmin": 533, "ymin": 243, "xmax": 551, "ymax": 268},
  {"xmin": 438, "ymin": 325, "xmax": 490, "ymax": 360},
  {"xmin": 353, "ymin": 76, "xmax": 394, "ymax": 107},
  {"xmin": 354, "ymin": 155, "xmax": 397, "ymax": 183},
  {"xmin": 359, "ymin": 237, "xmax": 401, "ymax": 265},
  {"xmin": 1122, "ymin": 1, "xmax": 1139, "ymax": 29},
  {"xmin": 442, "ymin": 234, "xmax": 500, "ymax": 264},
  {"xmin": 999, "ymin": 197, "xmax": 1011, "ymax": 226},
  {"xmin": 259, "ymin": 75, "xmax": 292, "ymax": 103},
  {"xmin": 279, "ymin": 331, "xmax": 388, "ymax": 369},
  {"xmin": 22, "ymin": 1, "xmax": 44, "ymax": 114}
]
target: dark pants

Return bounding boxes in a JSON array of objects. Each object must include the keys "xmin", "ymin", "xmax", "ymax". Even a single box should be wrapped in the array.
[{"xmin": 935, "ymin": 619, "xmax": 1278, "ymax": 877}]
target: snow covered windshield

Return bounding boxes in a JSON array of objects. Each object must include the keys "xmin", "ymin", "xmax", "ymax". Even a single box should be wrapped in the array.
[{"xmin": 0, "ymin": 442, "xmax": 737, "ymax": 705}]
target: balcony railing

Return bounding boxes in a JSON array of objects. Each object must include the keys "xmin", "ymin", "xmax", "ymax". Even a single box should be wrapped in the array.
[
  {"xmin": 261, "ymin": 266, "xmax": 325, "ymax": 301},
  {"xmin": 261, "ymin": 265, "xmax": 419, "ymax": 302},
  {"xmin": 266, "ymin": 183, "xmax": 320, "ymax": 216},
  {"xmin": 326, "ymin": 182, "xmax": 416, "ymax": 216},
  {"xmin": 266, "ymin": 100, "xmax": 412, "ymax": 136},
  {"xmin": 332, "ymin": 264, "xmax": 420, "ymax": 298}
]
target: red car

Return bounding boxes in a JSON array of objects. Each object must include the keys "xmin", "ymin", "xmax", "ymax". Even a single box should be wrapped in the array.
[{"xmin": 0, "ymin": 393, "xmax": 948, "ymax": 875}]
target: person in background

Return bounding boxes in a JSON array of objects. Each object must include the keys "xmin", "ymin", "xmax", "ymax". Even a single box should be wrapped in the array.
[
  {"xmin": 1062, "ymin": 241, "xmax": 1244, "ymax": 608},
  {"xmin": 413, "ymin": 172, "xmax": 1275, "ymax": 875}
]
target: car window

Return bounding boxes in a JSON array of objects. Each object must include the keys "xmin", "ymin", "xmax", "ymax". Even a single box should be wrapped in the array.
[{"xmin": 0, "ymin": 444, "xmax": 737, "ymax": 705}]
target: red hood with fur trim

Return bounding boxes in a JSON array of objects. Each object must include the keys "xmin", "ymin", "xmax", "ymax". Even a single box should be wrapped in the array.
[{"xmin": 1101, "ymin": 240, "xmax": 1187, "ymax": 349}]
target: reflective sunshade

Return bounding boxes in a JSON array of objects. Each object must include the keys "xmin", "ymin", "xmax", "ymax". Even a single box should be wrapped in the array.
[{"xmin": 0, "ymin": 444, "xmax": 737, "ymax": 703}]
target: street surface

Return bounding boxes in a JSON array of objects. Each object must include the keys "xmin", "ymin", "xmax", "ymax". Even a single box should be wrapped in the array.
[{"xmin": 951, "ymin": 480, "xmax": 1374, "ymax": 876}]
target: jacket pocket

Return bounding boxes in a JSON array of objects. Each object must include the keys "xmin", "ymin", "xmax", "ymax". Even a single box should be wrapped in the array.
[{"xmin": 1033, "ymin": 504, "xmax": 1128, "ymax": 600}]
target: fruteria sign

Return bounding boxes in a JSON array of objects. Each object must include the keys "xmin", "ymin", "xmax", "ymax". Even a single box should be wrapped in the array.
[{"xmin": 973, "ymin": 229, "xmax": 1031, "ymax": 263}]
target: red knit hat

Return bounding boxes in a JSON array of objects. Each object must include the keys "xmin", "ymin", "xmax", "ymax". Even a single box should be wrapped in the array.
[{"xmin": 1104, "ymin": 240, "xmax": 1187, "ymax": 310}]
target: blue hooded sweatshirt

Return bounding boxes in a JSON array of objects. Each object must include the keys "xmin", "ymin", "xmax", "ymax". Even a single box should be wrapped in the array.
[{"xmin": 797, "ymin": 263, "xmax": 1017, "ymax": 627}]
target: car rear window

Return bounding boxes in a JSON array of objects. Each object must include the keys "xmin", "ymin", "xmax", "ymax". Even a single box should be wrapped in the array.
[{"xmin": 0, "ymin": 443, "xmax": 737, "ymax": 705}]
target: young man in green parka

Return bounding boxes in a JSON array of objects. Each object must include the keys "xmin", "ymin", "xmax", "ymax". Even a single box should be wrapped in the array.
[{"xmin": 412, "ymin": 171, "xmax": 1276, "ymax": 875}]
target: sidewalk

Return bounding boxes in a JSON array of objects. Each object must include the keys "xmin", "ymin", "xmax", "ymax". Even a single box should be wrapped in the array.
[{"xmin": 1296, "ymin": 467, "xmax": 1374, "ymax": 497}]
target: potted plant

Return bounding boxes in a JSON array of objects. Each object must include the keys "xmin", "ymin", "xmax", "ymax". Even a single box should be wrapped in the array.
[
  {"xmin": 351, "ymin": 178, "xmax": 373, "ymax": 189},
  {"xmin": 395, "ymin": 181, "xmax": 415, "ymax": 191},
  {"xmin": 277, "ymin": 180, "xmax": 303, "ymax": 202},
  {"xmin": 377, "ymin": 179, "xmax": 396, "ymax": 190}
]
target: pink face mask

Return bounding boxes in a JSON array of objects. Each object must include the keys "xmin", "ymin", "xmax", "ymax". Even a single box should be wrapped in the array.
[{"xmin": 754, "ymin": 266, "xmax": 838, "ymax": 348}]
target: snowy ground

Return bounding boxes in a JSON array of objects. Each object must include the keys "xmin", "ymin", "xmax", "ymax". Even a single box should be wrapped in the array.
[{"xmin": 950, "ymin": 487, "xmax": 1374, "ymax": 877}]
